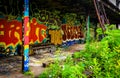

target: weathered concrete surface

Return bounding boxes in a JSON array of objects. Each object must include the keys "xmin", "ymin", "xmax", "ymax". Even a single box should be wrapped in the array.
[
  {"xmin": 30, "ymin": 44, "xmax": 85, "ymax": 77},
  {"xmin": 0, "ymin": 44, "xmax": 85, "ymax": 78}
]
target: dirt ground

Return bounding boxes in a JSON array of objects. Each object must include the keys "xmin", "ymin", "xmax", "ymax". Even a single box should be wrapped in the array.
[{"xmin": 0, "ymin": 44, "xmax": 85, "ymax": 78}]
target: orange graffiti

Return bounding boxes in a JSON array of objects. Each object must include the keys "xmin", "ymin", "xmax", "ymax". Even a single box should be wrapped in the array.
[{"xmin": 0, "ymin": 19, "xmax": 22, "ymax": 47}]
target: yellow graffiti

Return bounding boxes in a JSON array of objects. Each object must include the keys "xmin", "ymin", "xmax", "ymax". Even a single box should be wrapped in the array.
[
  {"xmin": 41, "ymin": 29, "xmax": 46, "ymax": 39},
  {"xmin": 49, "ymin": 30, "xmax": 62, "ymax": 45},
  {"xmin": 29, "ymin": 40, "xmax": 34, "ymax": 44},
  {"xmin": 27, "ymin": 22, "xmax": 29, "ymax": 27},
  {"xmin": 0, "ymin": 31, "xmax": 4, "ymax": 35},
  {"xmin": 16, "ymin": 27, "xmax": 20, "ymax": 30},
  {"xmin": 34, "ymin": 22, "xmax": 37, "ymax": 25},
  {"xmin": 25, "ymin": 45, "xmax": 29, "ymax": 49},
  {"xmin": 26, "ymin": 22, "xmax": 30, "ymax": 36},
  {"xmin": 0, "ymin": 42, "xmax": 22, "ymax": 49},
  {"xmin": 14, "ymin": 31, "xmax": 21, "ymax": 42},
  {"xmin": 10, "ymin": 25, "xmax": 15, "ymax": 28},
  {"xmin": 36, "ymin": 28, "xmax": 40, "ymax": 42},
  {"xmin": 0, "ymin": 25, "xmax": 4, "ymax": 28},
  {"xmin": 0, "ymin": 25, "xmax": 4, "ymax": 35}
]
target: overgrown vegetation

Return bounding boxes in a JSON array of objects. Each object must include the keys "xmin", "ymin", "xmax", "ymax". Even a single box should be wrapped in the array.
[
  {"xmin": 39, "ymin": 24, "xmax": 120, "ymax": 78},
  {"xmin": 24, "ymin": 70, "xmax": 34, "ymax": 78}
]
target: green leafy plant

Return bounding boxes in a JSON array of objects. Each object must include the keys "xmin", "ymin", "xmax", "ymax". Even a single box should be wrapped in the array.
[
  {"xmin": 24, "ymin": 70, "xmax": 34, "ymax": 78},
  {"xmin": 39, "ymin": 24, "xmax": 120, "ymax": 78}
]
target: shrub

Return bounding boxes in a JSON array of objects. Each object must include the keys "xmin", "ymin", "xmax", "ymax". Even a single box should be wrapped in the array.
[{"xmin": 39, "ymin": 24, "xmax": 120, "ymax": 78}]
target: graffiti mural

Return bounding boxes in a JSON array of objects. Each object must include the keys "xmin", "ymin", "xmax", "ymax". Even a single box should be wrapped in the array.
[
  {"xmin": 0, "ymin": 6, "xmax": 86, "ymax": 55},
  {"xmin": 61, "ymin": 24, "xmax": 84, "ymax": 42},
  {"xmin": 0, "ymin": 18, "xmax": 48, "ymax": 47},
  {"xmin": 29, "ymin": 18, "xmax": 47, "ymax": 44},
  {"xmin": 49, "ymin": 30, "xmax": 62, "ymax": 45},
  {"xmin": 0, "ymin": 0, "xmax": 23, "ymax": 20},
  {"xmin": 31, "ymin": 10, "xmax": 61, "ymax": 29},
  {"xmin": 48, "ymin": 24, "xmax": 84, "ymax": 46},
  {"xmin": 63, "ymin": 13, "xmax": 77, "ymax": 26},
  {"xmin": 0, "ymin": 19, "xmax": 22, "ymax": 47},
  {"xmin": 0, "ymin": 18, "xmax": 48, "ymax": 57}
]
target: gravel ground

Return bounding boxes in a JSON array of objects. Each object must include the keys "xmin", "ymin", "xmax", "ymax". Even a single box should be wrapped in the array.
[{"xmin": 0, "ymin": 44, "xmax": 85, "ymax": 78}]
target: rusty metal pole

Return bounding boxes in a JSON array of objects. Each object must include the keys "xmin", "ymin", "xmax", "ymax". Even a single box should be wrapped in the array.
[{"xmin": 93, "ymin": 0, "xmax": 106, "ymax": 31}]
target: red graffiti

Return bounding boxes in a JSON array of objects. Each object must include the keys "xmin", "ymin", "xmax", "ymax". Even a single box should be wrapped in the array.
[
  {"xmin": 0, "ymin": 18, "xmax": 47, "ymax": 47},
  {"xmin": 0, "ymin": 19, "xmax": 22, "ymax": 46},
  {"xmin": 29, "ymin": 18, "xmax": 47, "ymax": 43}
]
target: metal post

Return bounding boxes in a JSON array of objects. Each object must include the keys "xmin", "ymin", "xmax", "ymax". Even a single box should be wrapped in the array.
[
  {"xmin": 23, "ymin": 0, "xmax": 29, "ymax": 72},
  {"xmin": 93, "ymin": 0, "xmax": 106, "ymax": 31},
  {"xmin": 86, "ymin": 16, "xmax": 90, "ymax": 43}
]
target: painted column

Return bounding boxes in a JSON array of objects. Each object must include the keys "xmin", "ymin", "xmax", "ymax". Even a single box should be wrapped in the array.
[
  {"xmin": 23, "ymin": 0, "xmax": 29, "ymax": 72},
  {"xmin": 86, "ymin": 16, "xmax": 90, "ymax": 43}
]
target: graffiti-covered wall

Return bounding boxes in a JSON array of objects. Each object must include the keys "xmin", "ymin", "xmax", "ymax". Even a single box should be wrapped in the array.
[
  {"xmin": 29, "ymin": 18, "xmax": 47, "ymax": 44},
  {"xmin": 0, "ymin": 19, "xmax": 22, "ymax": 47},
  {"xmin": 0, "ymin": 17, "xmax": 48, "ymax": 56},
  {"xmin": 0, "ymin": 18, "xmax": 47, "ymax": 47},
  {"xmin": 0, "ymin": 9, "xmax": 85, "ymax": 55},
  {"xmin": 30, "ymin": 10, "xmax": 85, "ymax": 45}
]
